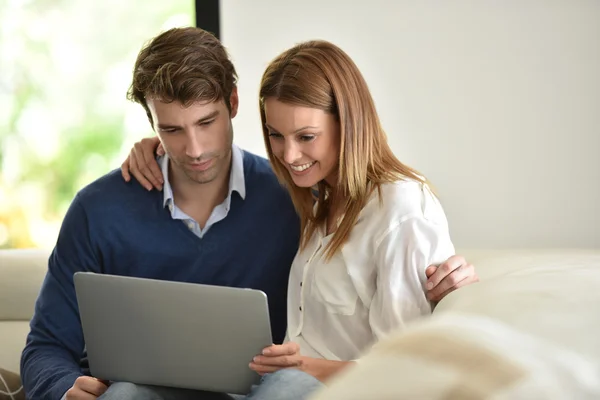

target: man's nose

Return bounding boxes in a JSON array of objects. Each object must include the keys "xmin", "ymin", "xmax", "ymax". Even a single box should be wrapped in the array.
[{"xmin": 185, "ymin": 130, "xmax": 203, "ymax": 159}]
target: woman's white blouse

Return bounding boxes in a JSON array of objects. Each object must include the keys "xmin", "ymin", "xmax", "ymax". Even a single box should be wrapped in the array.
[{"xmin": 286, "ymin": 180, "xmax": 455, "ymax": 361}]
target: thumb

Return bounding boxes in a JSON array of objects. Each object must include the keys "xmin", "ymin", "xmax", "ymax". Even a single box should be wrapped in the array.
[
  {"xmin": 282, "ymin": 341, "xmax": 300, "ymax": 355},
  {"xmin": 425, "ymin": 265, "xmax": 437, "ymax": 279},
  {"xmin": 157, "ymin": 143, "xmax": 165, "ymax": 156}
]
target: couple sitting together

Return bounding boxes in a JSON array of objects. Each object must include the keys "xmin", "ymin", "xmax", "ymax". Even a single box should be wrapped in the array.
[{"xmin": 21, "ymin": 27, "xmax": 478, "ymax": 400}]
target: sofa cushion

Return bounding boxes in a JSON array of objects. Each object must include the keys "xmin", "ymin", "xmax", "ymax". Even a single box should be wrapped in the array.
[
  {"xmin": 0, "ymin": 249, "xmax": 49, "ymax": 321},
  {"xmin": 435, "ymin": 249, "xmax": 600, "ymax": 361},
  {"xmin": 0, "ymin": 248, "xmax": 49, "ymax": 375}
]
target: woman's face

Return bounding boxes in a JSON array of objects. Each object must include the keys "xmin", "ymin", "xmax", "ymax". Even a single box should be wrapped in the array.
[{"xmin": 264, "ymin": 98, "xmax": 340, "ymax": 188}]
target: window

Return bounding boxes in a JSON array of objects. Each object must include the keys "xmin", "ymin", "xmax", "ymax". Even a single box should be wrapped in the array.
[{"xmin": 0, "ymin": 0, "xmax": 196, "ymax": 248}]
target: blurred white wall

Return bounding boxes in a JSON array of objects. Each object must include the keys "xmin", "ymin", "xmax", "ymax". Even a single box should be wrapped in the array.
[{"xmin": 221, "ymin": 0, "xmax": 600, "ymax": 249}]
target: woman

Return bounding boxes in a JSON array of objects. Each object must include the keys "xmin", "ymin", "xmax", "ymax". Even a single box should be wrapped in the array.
[{"xmin": 121, "ymin": 40, "xmax": 477, "ymax": 399}]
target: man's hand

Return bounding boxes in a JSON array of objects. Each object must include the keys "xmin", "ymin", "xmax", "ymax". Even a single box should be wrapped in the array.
[
  {"xmin": 65, "ymin": 376, "xmax": 109, "ymax": 399},
  {"xmin": 425, "ymin": 255, "xmax": 478, "ymax": 302},
  {"xmin": 120, "ymin": 136, "xmax": 165, "ymax": 191},
  {"xmin": 249, "ymin": 342, "xmax": 352, "ymax": 382}
]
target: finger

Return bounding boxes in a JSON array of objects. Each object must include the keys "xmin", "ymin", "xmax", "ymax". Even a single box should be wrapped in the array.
[
  {"xmin": 66, "ymin": 388, "xmax": 97, "ymax": 400},
  {"xmin": 249, "ymin": 362, "xmax": 283, "ymax": 374},
  {"xmin": 76, "ymin": 376, "xmax": 109, "ymax": 397},
  {"xmin": 252, "ymin": 354, "xmax": 301, "ymax": 368},
  {"xmin": 133, "ymin": 143, "xmax": 162, "ymax": 190},
  {"xmin": 140, "ymin": 139, "xmax": 164, "ymax": 188},
  {"xmin": 129, "ymin": 152, "xmax": 154, "ymax": 191},
  {"xmin": 262, "ymin": 342, "xmax": 300, "ymax": 356},
  {"xmin": 121, "ymin": 158, "xmax": 131, "ymax": 182},
  {"xmin": 148, "ymin": 159, "xmax": 164, "ymax": 190},
  {"xmin": 157, "ymin": 142, "xmax": 166, "ymax": 156},
  {"xmin": 425, "ymin": 265, "xmax": 437, "ymax": 279},
  {"xmin": 81, "ymin": 377, "xmax": 108, "ymax": 396},
  {"xmin": 426, "ymin": 255, "xmax": 466, "ymax": 290},
  {"xmin": 428, "ymin": 264, "xmax": 475, "ymax": 301},
  {"xmin": 427, "ymin": 265, "xmax": 468, "ymax": 300},
  {"xmin": 429, "ymin": 275, "xmax": 473, "ymax": 303}
]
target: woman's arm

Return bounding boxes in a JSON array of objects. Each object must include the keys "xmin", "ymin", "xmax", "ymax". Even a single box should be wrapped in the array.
[{"xmin": 369, "ymin": 214, "xmax": 456, "ymax": 340}]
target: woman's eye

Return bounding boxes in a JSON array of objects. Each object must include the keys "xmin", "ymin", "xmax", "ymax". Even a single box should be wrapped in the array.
[
  {"xmin": 268, "ymin": 132, "xmax": 283, "ymax": 139},
  {"xmin": 299, "ymin": 135, "xmax": 315, "ymax": 142}
]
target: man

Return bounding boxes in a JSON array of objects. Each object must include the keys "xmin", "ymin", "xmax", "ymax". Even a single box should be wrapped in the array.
[{"xmin": 21, "ymin": 27, "xmax": 477, "ymax": 400}]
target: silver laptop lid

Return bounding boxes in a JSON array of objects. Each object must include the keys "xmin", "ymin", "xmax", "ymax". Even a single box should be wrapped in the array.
[{"xmin": 74, "ymin": 272, "xmax": 273, "ymax": 395}]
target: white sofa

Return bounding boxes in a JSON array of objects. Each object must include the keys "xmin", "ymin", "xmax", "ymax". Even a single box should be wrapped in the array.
[
  {"xmin": 0, "ymin": 249, "xmax": 48, "ymax": 375},
  {"xmin": 2, "ymin": 248, "xmax": 600, "ymax": 398},
  {"xmin": 312, "ymin": 249, "xmax": 600, "ymax": 399}
]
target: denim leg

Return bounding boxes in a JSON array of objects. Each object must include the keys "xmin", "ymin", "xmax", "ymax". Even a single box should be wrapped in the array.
[
  {"xmin": 244, "ymin": 369, "xmax": 324, "ymax": 400},
  {"xmin": 99, "ymin": 382, "xmax": 236, "ymax": 400}
]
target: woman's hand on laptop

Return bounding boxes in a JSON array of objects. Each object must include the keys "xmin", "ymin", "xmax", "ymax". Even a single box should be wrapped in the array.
[
  {"xmin": 249, "ymin": 342, "xmax": 354, "ymax": 382},
  {"xmin": 250, "ymin": 342, "xmax": 303, "ymax": 374},
  {"xmin": 65, "ymin": 376, "xmax": 109, "ymax": 399}
]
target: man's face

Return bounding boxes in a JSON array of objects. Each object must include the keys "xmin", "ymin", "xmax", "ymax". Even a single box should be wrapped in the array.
[{"xmin": 146, "ymin": 91, "xmax": 238, "ymax": 185}]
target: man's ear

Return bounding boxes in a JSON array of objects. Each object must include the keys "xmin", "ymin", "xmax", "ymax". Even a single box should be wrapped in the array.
[{"xmin": 229, "ymin": 86, "xmax": 239, "ymax": 118}]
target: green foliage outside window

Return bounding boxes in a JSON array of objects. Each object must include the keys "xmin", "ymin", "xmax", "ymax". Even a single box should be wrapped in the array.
[{"xmin": 0, "ymin": 0, "xmax": 195, "ymax": 248}]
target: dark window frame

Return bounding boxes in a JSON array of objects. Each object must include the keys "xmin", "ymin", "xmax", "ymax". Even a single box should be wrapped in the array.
[{"xmin": 195, "ymin": 0, "xmax": 220, "ymax": 39}]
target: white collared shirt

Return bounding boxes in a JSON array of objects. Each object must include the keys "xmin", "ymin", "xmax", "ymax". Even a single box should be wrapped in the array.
[
  {"xmin": 286, "ymin": 179, "xmax": 455, "ymax": 361},
  {"xmin": 160, "ymin": 145, "xmax": 246, "ymax": 238}
]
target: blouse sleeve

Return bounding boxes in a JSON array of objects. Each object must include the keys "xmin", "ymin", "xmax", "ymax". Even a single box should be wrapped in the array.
[{"xmin": 368, "ymin": 211, "xmax": 455, "ymax": 341}]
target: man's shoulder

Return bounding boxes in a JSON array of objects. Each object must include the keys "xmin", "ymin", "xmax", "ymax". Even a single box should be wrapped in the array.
[
  {"xmin": 240, "ymin": 150, "xmax": 280, "ymax": 187},
  {"xmin": 241, "ymin": 150, "xmax": 272, "ymax": 172},
  {"xmin": 76, "ymin": 168, "xmax": 154, "ymax": 207},
  {"xmin": 239, "ymin": 149, "xmax": 296, "ymax": 208}
]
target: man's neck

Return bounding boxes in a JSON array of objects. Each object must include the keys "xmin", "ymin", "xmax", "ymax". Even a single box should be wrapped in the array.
[{"xmin": 169, "ymin": 155, "xmax": 232, "ymax": 229}]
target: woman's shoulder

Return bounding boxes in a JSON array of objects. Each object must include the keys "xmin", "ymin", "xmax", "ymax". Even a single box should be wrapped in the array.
[
  {"xmin": 367, "ymin": 178, "xmax": 446, "ymax": 225},
  {"xmin": 377, "ymin": 179, "xmax": 429, "ymax": 211}
]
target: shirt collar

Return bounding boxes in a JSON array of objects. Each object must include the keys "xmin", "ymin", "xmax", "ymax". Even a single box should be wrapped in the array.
[{"xmin": 161, "ymin": 144, "xmax": 246, "ymax": 209}]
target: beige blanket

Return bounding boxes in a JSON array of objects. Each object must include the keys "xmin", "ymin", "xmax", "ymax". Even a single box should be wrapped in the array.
[{"xmin": 310, "ymin": 313, "xmax": 600, "ymax": 400}]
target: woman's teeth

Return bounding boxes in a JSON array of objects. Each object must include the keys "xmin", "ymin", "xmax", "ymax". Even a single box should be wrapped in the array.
[{"xmin": 290, "ymin": 161, "xmax": 315, "ymax": 172}]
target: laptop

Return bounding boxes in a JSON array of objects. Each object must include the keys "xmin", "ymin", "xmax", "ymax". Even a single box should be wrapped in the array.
[{"xmin": 74, "ymin": 272, "xmax": 273, "ymax": 395}]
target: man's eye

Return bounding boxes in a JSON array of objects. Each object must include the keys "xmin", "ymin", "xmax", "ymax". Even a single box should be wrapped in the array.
[{"xmin": 200, "ymin": 119, "xmax": 215, "ymax": 126}]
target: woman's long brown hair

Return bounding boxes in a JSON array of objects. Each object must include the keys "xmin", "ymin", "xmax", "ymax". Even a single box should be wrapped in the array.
[{"xmin": 260, "ymin": 40, "xmax": 426, "ymax": 260}]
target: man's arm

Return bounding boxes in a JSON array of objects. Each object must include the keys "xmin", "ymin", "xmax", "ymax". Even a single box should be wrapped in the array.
[{"xmin": 21, "ymin": 195, "xmax": 101, "ymax": 399}]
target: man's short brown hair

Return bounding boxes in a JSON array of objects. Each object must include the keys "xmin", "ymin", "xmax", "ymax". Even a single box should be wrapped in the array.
[{"xmin": 127, "ymin": 27, "xmax": 237, "ymax": 125}]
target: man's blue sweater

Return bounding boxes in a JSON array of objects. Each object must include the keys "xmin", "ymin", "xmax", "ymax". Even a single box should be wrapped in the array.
[{"xmin": 20, "ymin": 151, "xmax": 300, "ymax": 399}]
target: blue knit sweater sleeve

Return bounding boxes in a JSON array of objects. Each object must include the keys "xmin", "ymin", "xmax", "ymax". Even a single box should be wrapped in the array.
[{"xmin": 21, "ymin": 194, "xmax": 100, "ymax": 399}]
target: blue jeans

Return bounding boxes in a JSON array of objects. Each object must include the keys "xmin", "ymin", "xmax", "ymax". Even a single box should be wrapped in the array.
[{"xmin": 99, "ymin": 369, "xmax": 324, "ymax": 400}]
